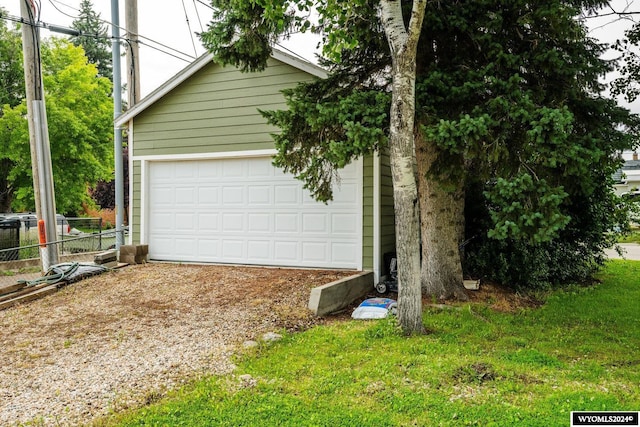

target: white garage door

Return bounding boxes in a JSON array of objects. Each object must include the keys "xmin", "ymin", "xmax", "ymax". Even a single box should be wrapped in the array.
[{"xmin": 146, "ymin": 156, "xmax": 362, "ymax": 269}]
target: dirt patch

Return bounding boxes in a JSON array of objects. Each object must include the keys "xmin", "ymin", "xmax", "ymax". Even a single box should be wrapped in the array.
[
  {"xmin": 0, "ymin": 263, "xmax": 353, "ymax": 426},
  {"xmin": 464, "ymin": 282, "xmax": 543, "ymax": 312}
]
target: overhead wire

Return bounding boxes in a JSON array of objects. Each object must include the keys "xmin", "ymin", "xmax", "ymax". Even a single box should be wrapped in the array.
[
  {"xmin": 195, "ymin": 0, "xmax": 214, "ymax": 11},
  {"xmin": 10, "ymin": 0, "xmax": 316, "ymax": 70},
  {"xmin": 192, "ymin": 0, "xmax": 205, "ymax": 33},
  {"xmin": 46, "ymin": 0, "xmax": 195, "ymax": 62},
  {"xmin": 181, "ymin": 0, "xmax": 199, "ymax": 57},
  {"xmin": 48, "ymin": 0, "xmax": 77, "ymax": 20}
]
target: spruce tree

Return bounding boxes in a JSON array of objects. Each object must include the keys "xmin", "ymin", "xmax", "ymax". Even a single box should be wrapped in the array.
[
  {"xmin": 200, "ymin": 0, "xmax": 637, "ymax": 299},
  {"xmin": 71, "ymin": 0, "xmax": 112, "ymax": 81}
]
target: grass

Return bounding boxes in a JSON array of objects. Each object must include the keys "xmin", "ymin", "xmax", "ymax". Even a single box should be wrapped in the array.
[
  {"xmin": 99, "ymin": 260, "xmax": 640, "ymax": 427},
  {"xmin": 618, "ymin": 230, "xmax": 640, "ymax": 244}
]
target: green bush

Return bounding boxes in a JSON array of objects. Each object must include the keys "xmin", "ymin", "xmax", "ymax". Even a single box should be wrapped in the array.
[{"xmin": 463, "ymin": 177, "xmax": 624, "ymax": 290}]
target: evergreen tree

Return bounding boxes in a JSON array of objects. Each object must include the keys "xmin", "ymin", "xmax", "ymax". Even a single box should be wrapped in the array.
[
  {"xmin": 71, "ymin": 0, "xmax": 112, "ymax": 81},
  {"xmin": 200, "ymin": 0, "xmax": 637, "ymax": 304}
]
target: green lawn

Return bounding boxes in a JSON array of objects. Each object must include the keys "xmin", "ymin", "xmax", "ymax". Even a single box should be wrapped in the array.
[
  {"xmin": 618, "ymin": 230, "xmax": 640, "ymax": 244},
  {"xmin": 100, "ymin": 260, "xmax": 640, "ymax": 427}
]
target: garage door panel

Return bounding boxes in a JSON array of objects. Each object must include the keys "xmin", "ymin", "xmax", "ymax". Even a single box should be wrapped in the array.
[
  {"xmin": 148, "ymin": 157, "xmax": 361, "ymax": 269},
  {"xmin": 274, "ymin": 185, "xmax": 299, "ymax": 204},
  {"xmin": 222, "ymin": 187, "xmax": 244, "ymax": 204},
  {"xmin": 175, "ymin": 162, "xmax": 197, "ymax": 179},
  {"xmin": 274, "ymin": 241, "xmax": 298, "ymax": 261},
  {"xmin": 248, "ymin": 240, "xmax": 270, "ymax": 260},
  {"xmin": 153, "ymin": 187, "xmax": 174, "ymax": 205},
  {"xmin": 332, "ymin": 214, "xmax": 358, "ymax": 234},
  {"xmin": 197, "ymin": 239, "xmax": 220, "ymax": 258},
  {"xmin": 248, "ymin": 186, "xmax": 272, "ymax": 204},
  {"xmin": 222, "ymin": 213, "xmax": 244, "ymax": 232},
  {"xmin": 275, "ymin": 214, "xmax": 298, "ymax": 233},
  {"xmin": 248, "ymin": 213, "xmax": 271, "ymax": 232},
  {"xmin": 175, "ymin": 213, "xmax": 196, "ymax": 231},
  {"xmin": 175, "ymin": 238, "xmax": 196, "ymax": 257},
  {"xmin": 332, "ymin": 242, "xmax": 358, "ymax": 263},
  {"xmin": 223, "ymin": 160, "xmax": 245, "ymax": 177},
  {"xmin": 198, "ymin": 187, "xmax": 220, "ymax": 205},
  {"xmin": 247, "ymin": 158, "xmax": 274, "ymax": 177},
  {"xmin": 151, "ymin": 162, "xmax": 173, "ymax": 180},
  {"xmin": 302, "ymin": 213, "xmax": 328, "ymax": 233},
  {"xmin": 302, "ymin": 241, "xmax": 329, "ymax": 262},
  {"xmin": 221, "ymin": 240, "xmax": 244, "ymax": 259},
  {"xmin": 152, "ymin": 237, "xmax": 174, "ymax": 257},
  {"xmin": 197, "ymin": 162, "xmax": 221, "ymax": 178},
  {"xmin": 197, "ymin": 213, "xmax": 219, "ymax": 231},
  {"xmin": 150, "ymin": 212, "xmax": 174, "ymax": 231},
  {"xmin": 175, "ymin": 187, "xmax": 196, "ymax": 205},
  {"xmin": 332, "ymin": 184, "xmax": 359, "ymax": 205}
]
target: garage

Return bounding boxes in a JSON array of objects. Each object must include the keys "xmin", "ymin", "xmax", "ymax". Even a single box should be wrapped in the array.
[
  {"xmin": 116, "ymin": 48, "xmax": 397, "ymax": 279},
  {"xmin": 146, "ymin": 156, "xmax": 363, "ymax": 269}
]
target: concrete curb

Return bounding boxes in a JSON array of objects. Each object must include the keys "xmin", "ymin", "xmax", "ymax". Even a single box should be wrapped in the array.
[{"xmin": 308, "ymin": 271, "xmax": 373, "ymax": 316}]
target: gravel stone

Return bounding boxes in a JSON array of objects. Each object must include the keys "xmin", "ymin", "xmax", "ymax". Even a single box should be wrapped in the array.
[
  {"xmin": 0, "ymin": 263, "xmax": 352, "ymax": 426},
  {"xmin": 262, "ymin": 332, "xmax": 283, "ymax": 342}
]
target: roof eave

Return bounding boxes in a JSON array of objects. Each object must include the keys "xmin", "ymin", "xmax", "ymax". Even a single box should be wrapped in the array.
[{"xmin": 115, "ymin": 47, "xmax": 326, "ymax": 128}]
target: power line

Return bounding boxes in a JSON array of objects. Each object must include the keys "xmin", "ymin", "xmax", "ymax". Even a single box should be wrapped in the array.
[
  {"xmin": 1, "ymin": 13, "xmax": 194, "ymax": 64},
  {"xmin": 181, "ymin": 0, "xmax": 198, "ymax": 57},
  {"xmin": 195, "ymin": 0, "xmax": 214, "ymax": 11},
  {"xmin": 137, "ymin": 39, "xmax": 193, "ymax": 63},
  {"xmin": 192, "ymin": 0, "xmax": 205, "ymax": 33},
  {"xmin": 6, "ymin": 1, "xmax": 318, "ymax": 68},
  {"xmin": 45, "ymin": 0, "xmax": 196, "ymax": 61},
  {"xmin": 47, "ymin": 0, "xmax": 77, "ymax": 20}
]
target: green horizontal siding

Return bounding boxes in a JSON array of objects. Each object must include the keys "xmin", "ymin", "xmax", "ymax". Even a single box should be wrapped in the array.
[
  {"xmin": 132, "ymin": 59, "xmax": 314, "ymax": 158},
  {"xmin": 362, "ymin": 155, "xmax": 374, "ymax": 271},
  {"xmin": 132, "ymin": 161, "xmax": 141, "ymax": 244},
  {"xmin": 380, "ymin": 149, "xmax": 396, "ymax": 261}
]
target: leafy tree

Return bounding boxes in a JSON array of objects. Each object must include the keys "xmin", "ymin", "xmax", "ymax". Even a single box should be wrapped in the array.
[
  {"xmin": 0, "ymin": 12, "xmax": 25, "ymax": 212},
  {"xmin": 201, "ymin": 0, "xmax": 636, "ymax": 330},
  {"xmin": 0, "ymin": 38, "xmax": 114, "ymax": 215},
  {"xmin": 71, "ymin": 0, "xmax": 112, "ymax": 81}
]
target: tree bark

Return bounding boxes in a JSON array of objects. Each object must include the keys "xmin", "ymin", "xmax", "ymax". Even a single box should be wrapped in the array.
[
  {"xmin": 379, "ymin": 0, "xmax": 427, "ymax": 335},
  {"xmin": 415, "ymin": 133, "xmax": 468, "ymax": 300}
]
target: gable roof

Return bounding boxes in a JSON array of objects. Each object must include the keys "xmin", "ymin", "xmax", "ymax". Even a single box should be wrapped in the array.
[{"xmin": 115, "ymin": 47, "xmax": 326, "ymax": 128}]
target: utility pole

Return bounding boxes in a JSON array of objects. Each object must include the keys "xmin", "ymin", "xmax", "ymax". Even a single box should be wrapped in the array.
[
  {"xmin": 112, "ymin": 0, "xmax": 125, "ymax": 250},
  {"xmin": 125, "ymin": 0, "xmax": 140, "ymax": 107},
  {"xmin": 20, "ymin": 0, "xmax": 59, "ymax": 270}
]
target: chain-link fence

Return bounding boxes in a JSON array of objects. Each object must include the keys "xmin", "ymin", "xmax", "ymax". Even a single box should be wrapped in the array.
[{"xmin": 0, "ymin": 217, "xmax": 119, "ymax": 288}]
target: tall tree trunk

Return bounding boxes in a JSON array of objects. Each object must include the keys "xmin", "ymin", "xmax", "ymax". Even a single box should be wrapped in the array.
[
  {"xmin": 379, "ymin": 0, "xmax": 427, "ymax": 335},
  {"xmin": 415, "ymin": 133, "xmax": 468, "ymax": 300}
]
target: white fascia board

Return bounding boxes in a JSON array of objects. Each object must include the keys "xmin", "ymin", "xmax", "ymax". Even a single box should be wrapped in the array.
[
  {"xmin": 271, "ymin": 47, "xmax": 327, "ymax": 78},
  {"xmin": 115, "ymin": 53, "xmax": 214, "ymax": 128},
  {"xmin": 132, "ymin": 149, "xmax": 278, "ymax": 162}
]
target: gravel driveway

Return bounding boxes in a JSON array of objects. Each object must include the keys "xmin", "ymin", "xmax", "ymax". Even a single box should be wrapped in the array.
[{"xmin": 0, "ymin": 263, "xmax": 352, "ymax": 426}]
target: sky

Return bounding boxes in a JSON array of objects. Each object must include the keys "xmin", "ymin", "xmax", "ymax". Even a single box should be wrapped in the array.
[
  {"xmin": 2, "ymin": 0, "xmax": 319, "ymax": 98},
  {"xmin": 2, "ymin": 0, "xmax": 639, "ymax": 108}
]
